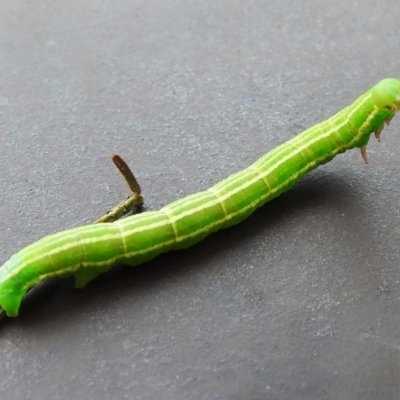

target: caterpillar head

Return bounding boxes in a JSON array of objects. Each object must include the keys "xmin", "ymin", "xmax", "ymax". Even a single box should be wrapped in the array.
[{"xmin": 371, "ymin": 78, "xmax": 400, "ymax": 112}]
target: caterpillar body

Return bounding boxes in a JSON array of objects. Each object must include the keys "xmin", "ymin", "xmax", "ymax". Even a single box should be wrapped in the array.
[{"xmin": 1, "ymin": 78, "xmax": 400, "ymax": 318}]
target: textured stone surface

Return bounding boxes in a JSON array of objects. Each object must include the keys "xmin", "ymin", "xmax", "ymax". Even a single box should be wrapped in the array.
[{"xmin": 1, "ymin": 1, "xmax": 400, "ymax": 399}]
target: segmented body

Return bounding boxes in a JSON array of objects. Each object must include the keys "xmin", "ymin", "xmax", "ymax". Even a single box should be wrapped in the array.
[{"xmin": 1, "ymin": 78, "xmax": 400, "ymax": 317}]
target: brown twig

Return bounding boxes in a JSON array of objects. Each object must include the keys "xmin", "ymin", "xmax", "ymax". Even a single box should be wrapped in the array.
[
  {"xmin": 111, "ymin": 154, "xmax": 141, "ymax": 194},
  {"xmin": 95, "ymin": 154, "xmax": 144, "ymax": 223}
]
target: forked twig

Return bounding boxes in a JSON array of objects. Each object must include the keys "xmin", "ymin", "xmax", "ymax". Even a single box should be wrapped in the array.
[{"xmin": 95, "ymin": 154, "xmax": 144, "ymax": 223}]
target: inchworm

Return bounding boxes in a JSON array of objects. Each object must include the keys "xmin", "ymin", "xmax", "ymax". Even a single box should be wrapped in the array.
[{"xmin": 1, "ymin": 78, "xmax": 400, "ymax": 318}]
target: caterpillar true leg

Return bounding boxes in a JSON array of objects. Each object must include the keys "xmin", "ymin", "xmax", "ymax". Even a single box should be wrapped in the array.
[{"xmin": 360, "ymin": 146, "xmax": 369, "ymax": 164}]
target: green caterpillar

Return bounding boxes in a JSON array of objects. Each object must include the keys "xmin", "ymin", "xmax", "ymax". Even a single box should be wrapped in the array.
[{"xmin": 1, "ymin": 78, "xmax": 400, "ymax": 318}]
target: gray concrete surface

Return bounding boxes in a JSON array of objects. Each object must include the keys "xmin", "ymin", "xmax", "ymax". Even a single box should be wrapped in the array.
[{"xmin": 1, "ymin": 1, "xmax": 400, "ymax": 399}]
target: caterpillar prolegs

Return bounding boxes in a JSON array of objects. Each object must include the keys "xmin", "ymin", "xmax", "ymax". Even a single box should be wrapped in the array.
[{"xmin": 1, "ymin": 78, "xmax": 400, "ymax": 318}]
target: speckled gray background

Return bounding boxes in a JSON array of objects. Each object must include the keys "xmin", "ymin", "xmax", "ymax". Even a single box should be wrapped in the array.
[{"xmin": 1, "ymin": 1, "xmax": 400, "ymax": 399}]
